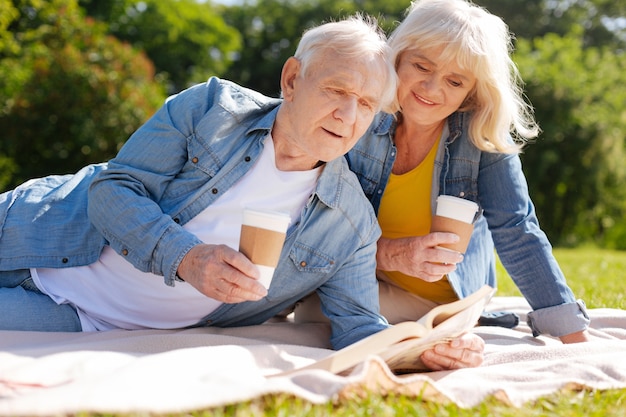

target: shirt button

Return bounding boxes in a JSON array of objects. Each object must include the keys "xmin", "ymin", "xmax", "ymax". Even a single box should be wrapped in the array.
[
  {"xmin": 212, "ymin": 188, "xmax": 218, "ymax": 194},
  {"xmin": 244, "ymin": 156, "xmax": 251, "ymax": 162},
  {"xmin": 122, "ymin": 249, "xmax": 129, "ymax": 256},
  {"xmin": 459, "ymin": 191, "xmax": 465, "ymax": 197},
  {"xmin": 62, "ymin": 257, "xmax": 69, "ymax": 264},
  {"xmin": 191, "ymin": 157, "xmax": 199, "ymax": 164},
  {"xmin": 300, "ymin": 261, "xmax": 307, "ymax": 267}
]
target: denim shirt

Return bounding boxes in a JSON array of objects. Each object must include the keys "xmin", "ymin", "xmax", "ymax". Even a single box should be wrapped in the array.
[
  {"xmin": 0, "ymin": 77, "xmax": 389, "ymax": 349},
  {"xmin": 346, "ymin": 112, "xmax": 590, "ymax": 337}
]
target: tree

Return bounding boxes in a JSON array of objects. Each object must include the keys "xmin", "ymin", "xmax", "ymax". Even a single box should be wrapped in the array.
[
  {"xmin": 76, "ymin": 0, "xmax": 131, "ymax": 23},
  {"xmin": 514, "ymin": 29, "xmax": 626, "ymax": 246},
  {"xmin": 476, "ymin": 0, "xmax": 626, "ymax": 49},
  {"xmin": 95, "ymin": 0, "xmax": 242, "ymax": 93},
  {"xmin": 220, "ymin": 0, "xmax": 406, "ymax": 96},
  {"xmin": 0, "ymin": 0, "xmax": 165, "ymax": 190}
]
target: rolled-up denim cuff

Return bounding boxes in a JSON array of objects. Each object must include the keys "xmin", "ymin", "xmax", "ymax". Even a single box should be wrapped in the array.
[{"xmin": 527, "ymin": 299, "xmax": 590, "ymax": 337}]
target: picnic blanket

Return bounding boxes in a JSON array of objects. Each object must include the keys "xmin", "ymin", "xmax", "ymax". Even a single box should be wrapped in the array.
[{"xmin": 1, "ymin": 296, "xmax": 625, "ymax": 416}]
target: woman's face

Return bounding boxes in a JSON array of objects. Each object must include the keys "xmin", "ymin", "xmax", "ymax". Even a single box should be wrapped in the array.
[{"xmin": 395, "ymin": 47, "xmax": 476, "ymax": 127}]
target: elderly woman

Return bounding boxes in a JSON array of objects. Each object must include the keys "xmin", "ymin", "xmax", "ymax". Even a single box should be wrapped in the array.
[{"xmin": 298, "ymin": 0, "xmax": 590, "ymax": 344}]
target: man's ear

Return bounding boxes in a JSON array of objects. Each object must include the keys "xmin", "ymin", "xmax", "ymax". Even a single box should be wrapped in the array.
[{"xmin": 280, "ymin": 57, "xmax": 301, "ymax": 101}]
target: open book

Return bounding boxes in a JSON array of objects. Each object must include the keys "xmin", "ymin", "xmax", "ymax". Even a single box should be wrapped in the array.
[{"xmin": 279, "ymin": 285, "xmax": 495, "ymax": 376}]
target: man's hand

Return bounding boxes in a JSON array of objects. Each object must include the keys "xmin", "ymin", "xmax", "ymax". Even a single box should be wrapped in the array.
[
  {"xmin": 176, "ymin": 244, "xmax": 268, "ymax": 303},
  {"xmin": 376, "ymin": 234, "xmax": 464, "ymax": 282},
  {"xmin": 420, "ymin": 333, "xmax": 485, "ymax": 371}
]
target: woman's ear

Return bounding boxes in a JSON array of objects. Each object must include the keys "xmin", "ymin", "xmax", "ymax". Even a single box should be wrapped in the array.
[{"xmin": 280, "ymin": 57, "xmax": 301, "ymax": 101}]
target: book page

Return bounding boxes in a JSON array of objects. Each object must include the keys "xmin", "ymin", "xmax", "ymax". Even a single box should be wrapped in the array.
[
  {"xmin": 381, "ymin": 285, "xmax": 495, "ymax": 372},
  {"xmin": 416, "ymin": 285, "xmax": 495, "ymax": 329},
  {"xmin": 278, "ymin": 320, "xmax": 429, "ymax": 376},
  {"xmin": 275, "ymin": 285, "xmax": 494, "ymax": 376}
]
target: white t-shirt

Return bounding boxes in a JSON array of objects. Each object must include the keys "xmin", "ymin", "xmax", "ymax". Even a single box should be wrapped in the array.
[{"xmin": 32, "ymin": 135, "xmax": 320, "ymax": 331}]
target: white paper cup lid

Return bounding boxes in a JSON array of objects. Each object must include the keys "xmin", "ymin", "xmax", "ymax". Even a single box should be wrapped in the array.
[
  {"xmin": 242, "ymin": 208, "xmax": 291, "ymax": 232},
  {"xmin": 435, "ymin": 195, "xmax": 478, "ymax": 223}
]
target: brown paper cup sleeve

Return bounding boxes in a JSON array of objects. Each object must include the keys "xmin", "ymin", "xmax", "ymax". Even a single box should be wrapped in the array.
[
  {"xmin": 239, "ymin": 225, "xmax": 286, "ymax": 267},
  {"xmin": 430, "ymin": 215, "xmax": 474, "ymax": 254}
]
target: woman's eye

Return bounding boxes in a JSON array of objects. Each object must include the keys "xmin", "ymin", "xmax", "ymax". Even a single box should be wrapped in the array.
[{"xmin": 359, "ymin": 100, "xmax": 373, "ymax": 110}]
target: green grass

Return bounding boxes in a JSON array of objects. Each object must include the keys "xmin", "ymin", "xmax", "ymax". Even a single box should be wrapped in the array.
[
  {"xmin": 496, "ymin": 247, "xmax": 626, "ymax": 309},
  {"xmin": 91, "ymin": 247, "xmax": 626, "ymax": 416},
  {"xmin": 186, "ymin": 388, "xmax": 626, "ymax": 417}
]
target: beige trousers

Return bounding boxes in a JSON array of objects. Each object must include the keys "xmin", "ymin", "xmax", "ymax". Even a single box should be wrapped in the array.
[{"xmin": 293, "ymin": 276, "xmax": 441, "ymax": 325}]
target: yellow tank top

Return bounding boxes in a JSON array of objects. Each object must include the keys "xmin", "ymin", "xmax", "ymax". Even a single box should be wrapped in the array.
[{"xmin": 377, "ymin": 137, "xmax": 458, "ymax": 304}]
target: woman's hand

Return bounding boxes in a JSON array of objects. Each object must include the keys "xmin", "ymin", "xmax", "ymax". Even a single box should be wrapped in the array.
[
  {"xmin": 559, "ymin": 330, "xmax": 591, "ymax": 343},
  {"xmin": 376, "ymin": 234, "xmax": 465, "ymax": 282},
  {"xmin": 420, "ymin": 333, "xmax": 485, "ymax": 370}
]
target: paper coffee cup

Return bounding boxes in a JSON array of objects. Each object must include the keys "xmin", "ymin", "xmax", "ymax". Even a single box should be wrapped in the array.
[
  {"xmin": 435, "ymin": 195, "xmax": 478, "ymax": 223},
  {"xmin": 430, "ymin": 196, "xmax": 478, "ymax": 254},
  {"xmin": 239, "ymin": 208, "xmax": 291, "ymax": 289}
]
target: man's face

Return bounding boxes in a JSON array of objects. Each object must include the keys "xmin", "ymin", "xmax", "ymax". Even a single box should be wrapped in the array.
[{"xmin": 277, "ymin": 51, "xmax": 386, "ymax": 169}]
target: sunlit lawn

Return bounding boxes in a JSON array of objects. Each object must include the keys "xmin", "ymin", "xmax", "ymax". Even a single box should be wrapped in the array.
[
  {"xmin": 496, "ymin": 246, "xmax": 626, "ymax": 309},
  {"xmin": 84, "ymin": 247, "xmax": 626, "ymax": 416}
]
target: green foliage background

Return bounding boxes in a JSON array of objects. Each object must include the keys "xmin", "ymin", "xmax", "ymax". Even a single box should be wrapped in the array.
[{"xmin": 1, "ymin": 0, "xmax": 625, "ymax": 249}]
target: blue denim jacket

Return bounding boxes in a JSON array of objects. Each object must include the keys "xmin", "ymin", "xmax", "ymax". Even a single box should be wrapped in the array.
[
  {"xmin": 346, "ymin": 112, "xmax": 590, "ymax": 337},
  {"xmin": 0, "ymin": 77, "xmax": 388, "ymax": 349}
]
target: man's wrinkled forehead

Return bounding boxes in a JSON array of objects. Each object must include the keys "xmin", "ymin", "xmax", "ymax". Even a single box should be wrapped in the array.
[{"xmin": 306, "ymin": 50, "xmax": 387, "ymax": 105}]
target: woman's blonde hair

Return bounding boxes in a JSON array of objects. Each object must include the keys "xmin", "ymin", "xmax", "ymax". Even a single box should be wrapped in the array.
[{"xmin": 388, "ymin": 0, "xmax": 539, "ymax": 153}]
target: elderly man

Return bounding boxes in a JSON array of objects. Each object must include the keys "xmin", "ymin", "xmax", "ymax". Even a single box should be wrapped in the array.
[{"xmin": 0, "ymin": 16, "xmax": 482, "ymax": 370}]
